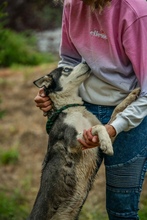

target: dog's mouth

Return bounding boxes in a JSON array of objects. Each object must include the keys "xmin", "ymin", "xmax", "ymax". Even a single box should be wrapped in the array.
[{"xmin": 77, "ymin": 69, "xmax": 91, "ymax": 78}]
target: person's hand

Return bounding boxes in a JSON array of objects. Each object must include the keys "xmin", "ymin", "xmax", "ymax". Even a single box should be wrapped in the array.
[
  {"xmin": 78, "ymin": 124, "xmax": 116, "ymax": 150},
  {"xmin": 78, "ymin": 128, "xmax": 99, "ymax": 150},
  {"xmin": 34, "ymin": 88, "xmax": 52, "ymax": 115}
]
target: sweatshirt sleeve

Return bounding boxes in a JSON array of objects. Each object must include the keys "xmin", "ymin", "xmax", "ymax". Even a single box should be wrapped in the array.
[
  {"xmin": 122, "ymin": 17, "xmax": 147, "ymax": 98},
  {"xmin": 110, "ymin": 96, "xmax": 147, "ymax": 134},
  {"xmin": 111, "ymin": 17, "xmax": 147, "ymax": 134},
  {"xmin": 58, "ymin": 2, "xmax": 82, "ymax": 67}
]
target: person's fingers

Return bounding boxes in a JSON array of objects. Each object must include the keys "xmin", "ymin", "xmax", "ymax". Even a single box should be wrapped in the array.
[
  {"xmin": 78, "ymin": 139, "xmax": 99, "ymax": 150},
  {"xmin": 36, "ymin": 100, "xmax": 52, "ymax": 108},
  {"xmin": 41, "ymin": 104, "xmax": 52, "ymax": 112},
  {"xmin": 92, "ymin": 135, "xmax": 99, "ymax": 143},
  {"xmin": 34, "ymin": 88, "xmax": 51, "ymax": 107},
  {"xmin": 79, "ymin": 138, "xmax": 99, "ymax": 150},
  {"xmin": 34, "ymin": 88, "xmax": 53, "ymax": 115},
  {"xmin": 78, "ymin": 130, "xmax": 99, "ymax": 151},
  {"xmin": 82, "ymin": 129, "xmax": 91, "ymax": 143},
  {"xmin": 83, "ymin": 129, "xmax": 99, "ymax": 144},
  {"xmin": 78, "ymin": 138, "xmax": 93, "ymax": 149},
  {"xmin": 38, "ymin": 88, "xmax": 46, "ymax": 97},
  {"xmin": 35, "ymin": 97, "xmax": 50, "ymax": 105},
  {"xmin": 85, "ymin": 128, "xmax": 93, "ymax": 140}
]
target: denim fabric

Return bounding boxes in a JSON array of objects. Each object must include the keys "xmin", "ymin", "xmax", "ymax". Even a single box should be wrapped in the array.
[{"xmin": 84, "ymin": 101, "xmax": 147, "ymax": 220}]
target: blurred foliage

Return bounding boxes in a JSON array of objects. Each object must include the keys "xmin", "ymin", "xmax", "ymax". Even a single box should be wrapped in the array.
[
  {"xmin": 0, "ymin": 1, "xmax": 59, "ymax": 67},
  {"xmin": 139, "ymin": 196, "xmax": 147, "ymax": 220},
  {"xmin": 0, "ymin": 190, "xmax": 28, "ymax": 220},
  {"xmin": 0, "ymin": 97, "xmax": 6, "ymax": 119},
  {"xmin": 0, "ymin": 0, "xmax": 62, "ymax": 31},
  {"xmin": 80, "ymin": 208, "xmax": 108, "ymax": 220},
  {"xmin": 0, "ymin": 148, "xmax": 19, "ymax": 165},
  {"xmin": 0, "ymin": 109, "xmax": 5, "ymax": 119},
  {"xmin": 0, "ymin": 28, "xmax": 57, "ymax": 67},
  {"xmin": 0, "ymin": 2, "xmax": 8, "ymax": 27}
]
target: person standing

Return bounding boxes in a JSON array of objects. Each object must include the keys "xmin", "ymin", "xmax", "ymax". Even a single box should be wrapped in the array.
[{"xmin": 34, "ymin": 0, "xmax": 147, "ymax": 219}]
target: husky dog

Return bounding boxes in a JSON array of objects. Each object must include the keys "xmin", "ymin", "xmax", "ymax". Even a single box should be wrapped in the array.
[{"xmin": 28, "ymin": 63, "xmax": 140, "ymax": 220}]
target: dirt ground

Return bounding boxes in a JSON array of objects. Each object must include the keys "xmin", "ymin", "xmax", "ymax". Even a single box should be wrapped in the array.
[{"xmin": 0, "ymin": 64, "xmax": 147, "ymax": 218}]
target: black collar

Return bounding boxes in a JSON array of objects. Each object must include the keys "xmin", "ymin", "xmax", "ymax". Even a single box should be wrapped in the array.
[{"xmin": 46, "ymin": 104, "xmax": 83, "ymax": 134}]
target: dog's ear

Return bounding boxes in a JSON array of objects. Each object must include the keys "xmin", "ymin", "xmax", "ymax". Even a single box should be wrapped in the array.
[{"xmin": 33, "ymin": 75, "xmax": 52, "ymax": 89}]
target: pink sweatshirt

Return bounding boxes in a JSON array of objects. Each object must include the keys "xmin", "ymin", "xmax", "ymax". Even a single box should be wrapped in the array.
[{"xmin": 59, "ymin": 0, "xmax": 147, "ymax": 134}]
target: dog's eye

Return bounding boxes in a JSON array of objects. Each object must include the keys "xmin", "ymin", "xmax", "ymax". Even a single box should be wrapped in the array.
[{"xmin": 62, "ymin": 67, "xmax": 73, "ymax": 76}]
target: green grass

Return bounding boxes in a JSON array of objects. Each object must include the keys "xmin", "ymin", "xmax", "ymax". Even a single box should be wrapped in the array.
[
  {"xmin": 79, "ymin": 194, "xmax": 147, "ymax": 220},
  {"xmin": 0, "ymin": 148, "xmax": 19, "ymax": 165},
  {"xmin": 0, "ymin": 96, "xmax": 6, "ymax": 119},
  {"xmin": 139, "ymin": 196, "xmax": 147, "ymax": 220},
  {"xmin": 79, "ymin": 204, "xmax": 147, "ymax": 220},
  {"xmin": 0, "ymin": 193, "xmax": 146, "ymax": 220},
  {"xmin": 0, "ymin": 109, "xmax": 6, "ymax": 119},
  {"xmin": 0, "ymin": 190, "xmax": 29, "ymax": 220},
  {"xmin": 80, "ymin": 209, "xmax": 108, "ymax": 220}
]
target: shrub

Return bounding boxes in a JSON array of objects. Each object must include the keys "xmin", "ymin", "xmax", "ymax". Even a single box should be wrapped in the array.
[
  {"xmin": 0, "ymin": 190, "xmax": 28, "ymax": 220},
  {"xmin": 0, "ymin": 148, "xmax": 19, "ymax": 165},
  {"xmin": 0, "ymin": 29, "xmax": 56, "ymax": 67},
  {"xmin": 0, "ymin": 2, "xmax": 57, "ymax": 67},
  {"xmin": 0, "ymin": 97, "xmax": 6, "ymax": 119}
]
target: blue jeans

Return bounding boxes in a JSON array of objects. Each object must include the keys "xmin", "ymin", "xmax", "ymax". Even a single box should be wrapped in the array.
[{"xmin": 84, "ymin": 101, "xmax": 147, "ymax": 220}]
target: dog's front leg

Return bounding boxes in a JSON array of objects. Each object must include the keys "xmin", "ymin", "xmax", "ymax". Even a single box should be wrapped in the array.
[{"xmin": 91, "ymin": 125, "xmax": 113, "ymax": 155}]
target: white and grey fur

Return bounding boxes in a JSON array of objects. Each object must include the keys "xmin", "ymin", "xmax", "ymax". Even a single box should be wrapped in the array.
[{"xmin": 28, "ymin": 63, "xmax": 140, "ymax": 220}]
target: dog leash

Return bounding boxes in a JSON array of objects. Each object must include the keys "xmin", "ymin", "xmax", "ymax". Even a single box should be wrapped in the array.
[{"xmin": 46, "ymin": 104, "xmax": 83, "ymax": 134}]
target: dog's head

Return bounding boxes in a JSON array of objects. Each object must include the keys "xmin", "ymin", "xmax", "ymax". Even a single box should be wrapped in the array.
[{"xmin": 33, "ymin": 62, "xmax": 90, "ymax": 95}]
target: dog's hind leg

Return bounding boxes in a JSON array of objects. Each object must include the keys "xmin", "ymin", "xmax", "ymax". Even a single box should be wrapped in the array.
[
  {"xmin": 91, "ymin": 125, "xmax": 113, "ymax": 155},
  {"xmin": 109, "ymin": 88, "xmax": 141, "ymax": 123}
]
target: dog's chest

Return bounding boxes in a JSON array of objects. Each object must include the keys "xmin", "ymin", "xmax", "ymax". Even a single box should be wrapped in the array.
[{"xmin": 63, "ymin": 111, "xmax": 92, "ymax": 133}]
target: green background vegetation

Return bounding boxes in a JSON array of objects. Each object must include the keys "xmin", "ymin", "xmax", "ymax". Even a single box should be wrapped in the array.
[{"xmin": 0, "ymin": 1, "xmax": 61, "ymax": 67}]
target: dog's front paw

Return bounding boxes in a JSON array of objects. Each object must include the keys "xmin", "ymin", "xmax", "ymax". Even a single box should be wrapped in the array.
[
  {"xmin": 92, "ymin": 125, "xmax": 113, "ymax": 156},
  {"xmin": 99, "ymin": 138, "xmax": 113, "ymax": 155}
]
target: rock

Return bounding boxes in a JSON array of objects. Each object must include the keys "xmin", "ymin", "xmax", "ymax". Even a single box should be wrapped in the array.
[{"xmin": 36, "ymin": 28, "xmax": 61, "ymax": 53}]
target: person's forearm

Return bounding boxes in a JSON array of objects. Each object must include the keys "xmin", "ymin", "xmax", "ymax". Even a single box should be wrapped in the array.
[
  {"xmin": 110, "ymin": 96, "xmax": 147, "ymax": 134},
  {"xmin": 105, "ymin": 124, "xmax": 116, "ymax": 138}
]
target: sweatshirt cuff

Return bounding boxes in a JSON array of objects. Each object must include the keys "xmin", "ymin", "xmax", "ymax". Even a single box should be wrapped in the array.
[{"xmin": 110, "ymin": 117, "xmax": 129, "ymax": 135}]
